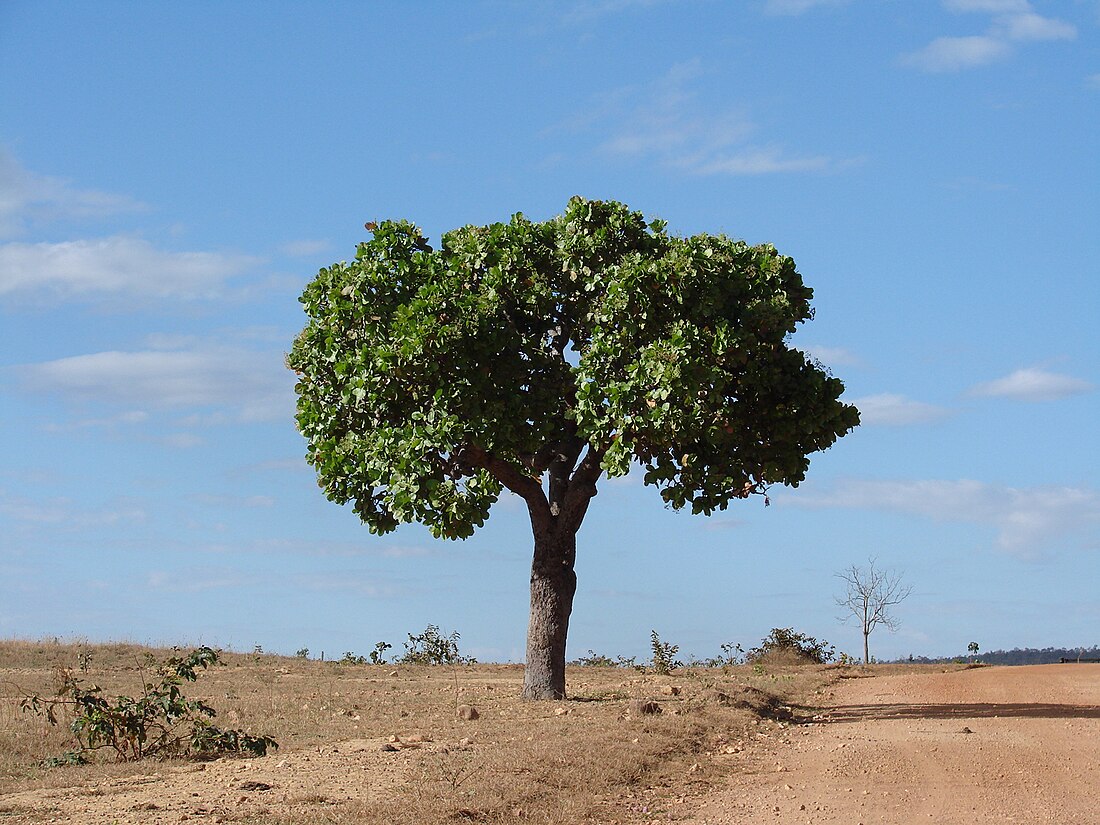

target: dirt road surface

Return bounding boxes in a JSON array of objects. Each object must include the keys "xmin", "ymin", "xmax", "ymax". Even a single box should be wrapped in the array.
[{"xmin": 687, "ymin": 664, "xmax": 1100, "ymax": 825}]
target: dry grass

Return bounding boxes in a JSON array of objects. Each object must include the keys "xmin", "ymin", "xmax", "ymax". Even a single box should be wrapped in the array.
[{"xmin": 0, "ymin": 639, "xmax": 844, "ymax": 824}]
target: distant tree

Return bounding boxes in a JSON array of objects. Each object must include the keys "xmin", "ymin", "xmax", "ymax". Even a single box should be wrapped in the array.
[
  {"xmin": 968, "ymin": 641, "xmax": 979, "ymax": 661},
  {"xmin": 288, "ymin": 197, "xmax": 860, "ymax": 699},
  {"xmin": 835, "ymin": 559, "xmax": 911, "ymax": 664}
]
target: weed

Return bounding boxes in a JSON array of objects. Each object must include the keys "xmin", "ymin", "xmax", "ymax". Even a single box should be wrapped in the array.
[
  {"xmin": 398, "ymin": 625, "xmax": 474, "ymax": 666},
  {"xmin": 20, "ymin": 647, "xmax": 277, "ymax": 763},
  {"xmin": 746, "ymin": 628, "xmax": 835, "ymax": 665},
  {"xmin": 369, "ymin": 641, "xmax": 392, "ymax": 664},
  {"xmin": 649, "ymin": 631, "xmax": 682, "ymax": 675}
]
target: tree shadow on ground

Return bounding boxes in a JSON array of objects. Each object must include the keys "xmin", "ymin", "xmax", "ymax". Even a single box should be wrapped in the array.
[{"xmin": 820, "ymin": 703, "xmax": 1100, "ymax": 723}]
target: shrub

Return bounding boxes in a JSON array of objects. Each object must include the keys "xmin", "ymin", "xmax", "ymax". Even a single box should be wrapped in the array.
[
  {"xmin": 746, "ymin": 628, "xmax": 834, "ymax": 665},
  {"xmin": 369, "ymin": 641, "xmax": 392, "ymax": 664},
  {"xmin": 649, "ymin": 631, "xmax": 682, "ymax": 675},
  {"xmin": 398, "ymin": 625, "xmax": 475, "ymax": 666},
  {"xmin": 569, "ymin": 650, "xmax": 639, "ymax": 668},
  {"xmin": 21, "ymin": 647, "xmax": 277, "ymax": 763}
]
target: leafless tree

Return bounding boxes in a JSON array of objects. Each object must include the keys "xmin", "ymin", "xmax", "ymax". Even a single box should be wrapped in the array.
[{"xmin": 835, "ymin": 559, "xmax": 912, "ymax": 664}]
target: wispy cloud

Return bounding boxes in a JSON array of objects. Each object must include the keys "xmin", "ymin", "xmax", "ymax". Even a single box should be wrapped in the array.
[
  {"xmin": 786, "ymin": 478, "xmax": 1100, "ymax": 558},
  {"xmin": 0, "ymin": 149, "xmax": 145, "ymax": 238},
  {"xmin": 850, "ymin": 393, "xmax": 953, "ymax": 426},
  {"xmin": 969, "ymin": 368, "xmax": 1093, "ymax": 401},
  {"xmin": 0, "ymin": 236, "xmax": 262, "ymax": 304},
  {"xmin": 763, "ymin": 0, "xmax": 849, "ymax": 15},
  {"xmin": 561, "ymin": 0, "xmax": 670, "ymax": 24},
  {"xmin": 279, "ymin": 239, "xmax": 330, "ymax": 257},
  {"xmin": 0, "ymin": 489, "xmax": 146, "ymax": 527},
  {"xmin": 800, "ymin": 344, "xmax": 861, "ymax": 367},
  {"xmin": 592, "ymin": 60, "xmax": 854, "ymax": 176},
  {"xmin": 901, "ymin": 1, "xmax": 1076, "ymax": 72},
  {"xmin": 12, "ymin": 346, "xmax": 293, "ymax": 421}
]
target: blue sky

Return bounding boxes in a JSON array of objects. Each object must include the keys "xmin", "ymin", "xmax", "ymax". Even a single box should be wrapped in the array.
[{"xmin": 1, "ymin": 1, "xmax": 1097, "ymax": 664}]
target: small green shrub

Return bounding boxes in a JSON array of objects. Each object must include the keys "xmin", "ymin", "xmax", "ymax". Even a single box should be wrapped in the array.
[
  {"xmin": 690, "ymin": 642, "xmax": 743, "ymax": 668},
  {"xmin": 746, "ymin": 628, "xmax": 834, "ymax": 665},
  {"xmin": 649, "ymin": 631, "xmax": 682, "ymax": 675},
  {"xmin": 570, "ymin": 650, "xmax": 639, "ymax": 668},
  {"xmin": 295, "ymin": 647, "xmax": 310, "ymax": 659},
  {"xmin": 21, "ymin": 647, "xmax": 277, "ymax": 763},
  {"xmin": 369, "ymin": 641, "xmax": 392, "ymax": 664},
  {"xmin": 398, "ymin": 625, "xmax": 475, "ymax": 666}
]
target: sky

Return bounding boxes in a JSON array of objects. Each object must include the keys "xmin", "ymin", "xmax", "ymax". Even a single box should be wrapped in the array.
[{"xmin": 1, "ymin": 0, "xmax": 1097, "ymax": 665}]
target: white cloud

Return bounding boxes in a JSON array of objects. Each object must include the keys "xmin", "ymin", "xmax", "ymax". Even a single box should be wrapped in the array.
[
  {"xmin": 0, "ymin": 236, "xmax": 262, "ymax": 303},
  {"xmin": 0, "ymin": 490, "xmax": 146, "ymax": 527},
  {"xmin": 944, "ymin": 0, "xmax": 1028, "ymax": 12},
  {"xmin": 997, "ymin": 11, "xmax": 1076, "ymax": 42},
  {"xmin": 562, "ymin": 0, "xmax": 669, "ymax": 24},
  {"xmin": 969, "ymin": 368, "xmax": 1093, "ymax": 401},
  {"xmin": 188, "ymin": 493, "xmax": 276, "ymax": 509},
  {"xmin": 763, "ymin": 0, "xmax": 849, "ymax": 15},
  {"xmin": 902, "ymin": 35, "xmax": 1011, "ymax": 72},
  {"xmin": 786, "ymin": 478, "xmax": 1100, "ymax": 558},
  {"xmin": 279, "ymin": 239, "xmax": 330, "ymax": 257},
  {"xmin": 13, "ymin": 347, "xmax": 293, "ymax": 421},
  {"xmin": 850, "ymin": 393, "xmax": 952, "ymax": 426},
  {"xmin": 0, "ymin": 149, "xmax": 145, "ymax": 238},
  {"xmin": 800, "ymin": 344, "xmax": 861, "ymax": 367},
  {"xmin": 903, "ymin": 1, "xmax": 1076, "ymax": 72},
  {"xmin": 596, "ymin": 61, "xmax": 852, "ymax": 176},
  {"xmin": 693, "ymin": 147, "xmax": 834, "ymax": 175}
]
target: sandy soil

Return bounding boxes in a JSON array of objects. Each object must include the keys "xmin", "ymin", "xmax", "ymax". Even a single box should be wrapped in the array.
[
  {"xmin": 0, "ymin": 736, "xmax": 410, "ymax": 823},
  {"xmin": 3, "ymin": 664, "xmax": 1097, "ymax": 824},
  {"xmin": 686, "ymin": 664, "xmax": 1100, "ymax": 825}
]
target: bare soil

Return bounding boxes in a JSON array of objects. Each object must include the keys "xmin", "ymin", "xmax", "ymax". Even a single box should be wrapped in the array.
[
  {"xmin": 686, "ymin": 663, "xmax": 1100, "ymax": 825},
  {"xmin": 3, "ymin": 645, "xmax": 1096, "ymax": 824}
]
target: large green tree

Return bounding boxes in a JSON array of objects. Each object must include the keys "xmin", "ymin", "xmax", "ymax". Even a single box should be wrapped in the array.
[{"xmin": 288, "ymin": 197, "xmax": 859, "ymax": 699}]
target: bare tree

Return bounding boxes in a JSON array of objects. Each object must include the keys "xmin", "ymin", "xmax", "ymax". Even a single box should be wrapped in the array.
[{"xmin": 835, "ymin": 559, "xmax": 911, "ymax": 664}]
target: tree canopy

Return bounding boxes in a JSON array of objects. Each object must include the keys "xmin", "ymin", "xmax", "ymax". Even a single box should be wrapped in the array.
[{"xmin": 289, "ymin": 197, "xmax": 858, "ymax": 536}]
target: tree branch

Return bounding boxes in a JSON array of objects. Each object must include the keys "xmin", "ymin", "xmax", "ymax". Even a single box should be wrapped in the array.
[
  {"xmin": 457, "ymin": 444, "xmax": 551, "ymax": 530},
  {"xmin": 558, "ymin": 443, "xmax": 607, "ymax": 532}
]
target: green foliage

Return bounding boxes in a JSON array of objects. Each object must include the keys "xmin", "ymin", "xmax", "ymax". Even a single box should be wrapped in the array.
[
  {"xmin": 369, "ymin": 641, "xmax": 393, "ymax": 664},
  {"xmin": 295, "ymin": 647, "xmax": 310, "ymax": 659},
  {"xmin": 21, "ymin": 647, "xmax": 277, "ymax": 763},
  {"xmin": 398, "ymin": 625, "xmax": 475, "ymax": 666},
  {"xmin": 340, "ymin": 651, "xmax": 367, "ymax": 665},
  {"xmin": 287, "ymin": 196, "xmax": 859, "ymax": 540},
  {"xmin": 649, "ymin": 630, "xmax": 682, "ymax": 675},
  {"xmin": 691, "ymin": 642, "xmax": 743, "ymax": 668},
  {"xmin": 569, "ymin": 650, "xmax": 639, "ymax": 668},
  {"xmin": 746, "ymin": 627, "xmax": 835, "ymax": 665}
]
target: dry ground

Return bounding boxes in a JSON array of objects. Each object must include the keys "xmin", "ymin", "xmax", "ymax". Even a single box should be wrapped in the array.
[
  {"xmin": 0, "ymin": 640, "xmax": 830, "ymax": 824},
  {"xmin": 5, "ymin": 643, "xmax": 1094, "ymax": 825},
  {"xmin": 687, "ymin": 663, "xmax": 1100, "ymax": 825}
]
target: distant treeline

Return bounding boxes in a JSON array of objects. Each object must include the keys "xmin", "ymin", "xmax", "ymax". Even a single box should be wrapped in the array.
[{"xmin": 894, "ymin": 646, "xmax": 1100, "ymax": 666}]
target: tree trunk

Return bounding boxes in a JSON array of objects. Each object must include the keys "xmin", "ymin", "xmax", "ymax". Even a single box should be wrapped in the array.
[
  {"xmin": 522, "ymin": 529, "xmax": 577, "ymax": 700},
  {"xmin": 863, "ymin": 631, "xmax": 870, "ymax": 665}
]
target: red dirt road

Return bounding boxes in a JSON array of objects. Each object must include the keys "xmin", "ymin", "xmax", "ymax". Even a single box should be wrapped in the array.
[{"xmin": 687, "ymin": 664, "xmax": 1100, "ymax": 825}]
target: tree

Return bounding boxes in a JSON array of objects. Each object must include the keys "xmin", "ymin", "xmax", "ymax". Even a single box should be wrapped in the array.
[
  {"xmin": 288, "ymin": 197, "xmax": 860, "ymax": 699},
  {"xmin": 968, "ymin": 641, "xmax": 980, "ymax": 661},
  {"xmin": 835, "ymin": 559, "xmax": 911, "ymax": 664}
]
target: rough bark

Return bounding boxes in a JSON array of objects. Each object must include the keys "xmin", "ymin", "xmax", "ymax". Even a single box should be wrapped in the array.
[{"xmin": 521, "ymin": 528, "xmax": 578, "ymax": 700}]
